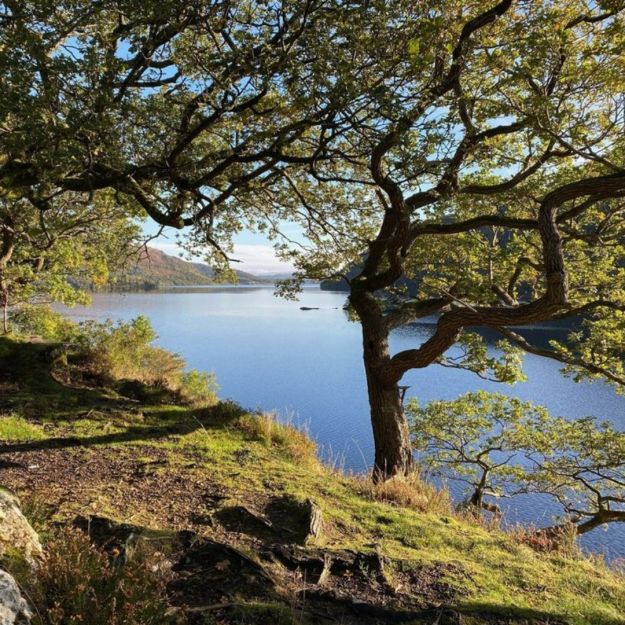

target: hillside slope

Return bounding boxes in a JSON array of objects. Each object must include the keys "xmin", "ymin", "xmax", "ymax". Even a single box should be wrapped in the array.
[
  {"xmin": 115, "ymin": 247, "xmax": 266, "ymax": 287},
  {"xmin": 1, "ymin": 337, "xmax": 624, "ymax": 625}
]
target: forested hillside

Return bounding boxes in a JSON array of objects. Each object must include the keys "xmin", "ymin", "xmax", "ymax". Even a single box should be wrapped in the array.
[{"xmin": 114, "ymin": 248, "xmax": 266, "ymax": 288}]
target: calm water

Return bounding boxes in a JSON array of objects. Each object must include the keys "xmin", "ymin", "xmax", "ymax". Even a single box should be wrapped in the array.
[{"xmin": 61, "ymin": 286, "xmax": 625, "ymax": 560}]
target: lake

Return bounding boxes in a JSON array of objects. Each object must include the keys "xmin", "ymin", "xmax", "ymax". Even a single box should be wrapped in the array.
[{"xmin": 60, "ymin": 285, "xmax": 625, "ymax": 561}]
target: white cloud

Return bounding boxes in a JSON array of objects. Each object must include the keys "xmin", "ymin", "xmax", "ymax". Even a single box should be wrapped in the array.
[
  {"xmin": 148, "ymin": 240, "xmax": 294, "ymax": 276},
  {"xmin": 147, "ymin": 241, "xmax": 181, "ymax": 256},
  {"xmin": 232, "ymin": 244, "xmax": 295, "ymax": 276}
]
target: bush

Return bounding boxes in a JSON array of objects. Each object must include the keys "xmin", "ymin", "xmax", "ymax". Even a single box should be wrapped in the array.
[
  {"xmin": 177, "ymin": 370, "xmax": 219, "ymax": 406},
  {"xmin": 16, "ymin": 312, "xmax": 220, "ymax": 406},
  {"xmin": 75, "ymin": 316, "xmax": 172, "ymax": 382},
  {"xmin": 8, "ymin": 527, "xmax": 176, "ymax": 625},
  {"xmin": 75, "ymin": 317, "xmax": 219, "ymax": 404},
  {"xmin": 11, "ymin": 306, "xmax": 79, "ymax": 342}
]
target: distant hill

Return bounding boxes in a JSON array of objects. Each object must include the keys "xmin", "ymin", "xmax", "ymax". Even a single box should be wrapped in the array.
[{"xmin": 112, "ymin": 247, "xmax": 268, "ymax": 288}]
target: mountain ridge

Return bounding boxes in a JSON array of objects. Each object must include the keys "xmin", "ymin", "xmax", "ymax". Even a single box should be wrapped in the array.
[{"xmin": 114, "ymin": 247, "xmax": 270, "ymax": 288}]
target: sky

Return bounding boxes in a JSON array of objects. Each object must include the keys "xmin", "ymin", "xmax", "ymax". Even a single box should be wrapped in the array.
[{"xmin": 142, "ymin": 221, "xmax": 301, "ymax": 277}]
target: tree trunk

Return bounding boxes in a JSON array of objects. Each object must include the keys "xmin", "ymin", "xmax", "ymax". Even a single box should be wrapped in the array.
[
  {"xmin": 361, "ymin": 319, "xmax": 412, "ymax": 482},
  {"xmin": 2, "ymin": 292, "xmax": 8, "ymax": 335}
]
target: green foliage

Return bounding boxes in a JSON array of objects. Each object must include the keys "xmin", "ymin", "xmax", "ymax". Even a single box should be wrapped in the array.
[
  {"xmin": 442, "ymin": 334, "xmax": 527, "ymax": 384},
  {"xmin": 10, "ymin": 527, "xmax": 175, "ymax": 625},
  {"xmin": 523, "ymin": 415, "xmax": 625, "ymax": 531},
  {"xmin": 11, "ymin": 305, "xmax": 80, "ymax": 342},
  {"xmin": 11, "ymin": 308, "xmax": 218, "ymax": 407},
  {"xmin": 77, "ymin": 316, "xmax": 163, "ymax": 380},
  {"xmin": 74, "ymin": 316, "xmax": 218, "ymax": 405},
  {"xmin": 178, "ymin": 370, "xmax": 219, "ymax": 407},
  {"xmin": 0, "ymin": 191, "xmax": 140, "ymax": 333},
  {"xmin": 408, "ymin": 392, "xmax": 548, "ymax": 505},
  {"xmin": 408, "ymin": 392, "xmax": 625, "ymax": 535}
]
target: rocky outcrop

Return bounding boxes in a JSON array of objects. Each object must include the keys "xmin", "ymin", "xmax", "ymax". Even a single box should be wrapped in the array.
[
  {"xmin": 0, "ymin": 571, "xmax": 32, "ymax": 625},
  {"xmin": 0, "ymin": 488, "xmax": 42, "ymax": 562}
]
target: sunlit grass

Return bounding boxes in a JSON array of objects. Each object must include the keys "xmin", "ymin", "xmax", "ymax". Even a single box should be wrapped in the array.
[{"xmin": 0, "ymin": 413, "xmax": 45, "ymax": 441}]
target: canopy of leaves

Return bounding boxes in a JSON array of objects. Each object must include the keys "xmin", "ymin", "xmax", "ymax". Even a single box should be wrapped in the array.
[
  {"xmin": 0, "ymin": 190, "xmax": 140, "ymax": 320},
  {"xmin": 408, "ymin": 391, "xmax": 625, "ymax": 534}
]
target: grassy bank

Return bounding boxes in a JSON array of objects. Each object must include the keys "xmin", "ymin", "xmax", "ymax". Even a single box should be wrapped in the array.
[{"xmin": 1, "ymin": 332, "xmax": 624, "ymax": 625}]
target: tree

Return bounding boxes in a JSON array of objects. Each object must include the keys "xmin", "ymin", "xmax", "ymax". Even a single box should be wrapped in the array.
[
  {"xmin": 0, "ymin": 190, "xmax": 139, "ymax": 333},
  {"xmin": 407, "ymin": 391, "xmax": 545, "ymax": 520},
  {"xmin": 408, "ymin": 391, "xmax": 625, "ymax": 539},
  {"xmin": 523, "ymin": 414, "xmax": 625, "ymax": 537},
  {"xmin": 269, "ymin": 0, "xmax": 625, "ymax": 479},
  {"xmin": 4, "ymin": 0, "xmax": 625, "ymax": 481},
  {"xmin": 0, "ymin": 0, "xmax": 357, "ymax": 267}
]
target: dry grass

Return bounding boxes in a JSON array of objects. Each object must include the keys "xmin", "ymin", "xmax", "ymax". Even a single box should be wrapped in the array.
[
  {"xmin": 509, "ymin": 520, "xmax": 580, "ymax": 557},
  {"xmin": 359, "ymin": 472, "xmax": 452, "ymax": 515},
  {"xmin": 235, "ymin": 412, "xmax": 318, "ymax": 464}
]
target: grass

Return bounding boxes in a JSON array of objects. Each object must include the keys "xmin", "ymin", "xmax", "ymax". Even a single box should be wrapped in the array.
[
  {"xmin": 360, "ymin": 471, "xmax": 452, "ymax": 514},
  {"xmin": 0, "ymin": 413, "xmax": 45, "ymax": 441},
  {"xmin": 234, "ymin": 412, "xmax": 318, "ymax": 463},
  {"xmin": 2, "ymin": 334, "xmax": 625, "ymax": 625}
]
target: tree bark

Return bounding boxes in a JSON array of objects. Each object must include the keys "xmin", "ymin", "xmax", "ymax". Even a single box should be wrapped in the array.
[
  {"xmin": 574, "ymin": 511, "xmax": 625, "ymax": 535},
  {"xmin": 2, "ymin": 295, "xmax": 7, "ymax": 334},
  {"xmin": 360, "ymin": 316, "xmax": 412, "ymax": 481}
]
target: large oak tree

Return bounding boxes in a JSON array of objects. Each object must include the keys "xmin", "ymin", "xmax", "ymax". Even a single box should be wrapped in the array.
[{"xmin": 274, "ymin": 0, "xmax": 625, "ymax": 478}]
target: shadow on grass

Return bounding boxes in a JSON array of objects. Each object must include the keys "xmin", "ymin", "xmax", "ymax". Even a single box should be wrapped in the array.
[
  {"xmin": 1, "ymin": 335, "xmax": 247, "ymax": 453},
  {"xmin": 448, "ymin": 602, "xmax": 622, "ymax": 625},
  {"xmin": 1, "ymin": 336, "xmax": 130, "ymax": 416},
  {"xmin": 0, "ymin": 401, "xmax": 247, "ymax": 455}
]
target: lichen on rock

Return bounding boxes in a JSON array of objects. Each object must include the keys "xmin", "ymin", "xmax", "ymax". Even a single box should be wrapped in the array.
[
  {"xmin": 0, "ymin": 570, "xmax": 32, "ymax": 625},
  {"xmin": 0, "ymin": 488, "xmax": 42, "ymax": 563}
]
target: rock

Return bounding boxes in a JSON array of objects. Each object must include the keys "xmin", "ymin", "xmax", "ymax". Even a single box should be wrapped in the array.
[
  {"xmin": 304, "ymin": 498, "xmax": 323, "ymax": 543},
  {"xmin": 0, "ymin": 570, "xmax": 32, "ymax": 625},
  {"xmin": 0, "ymin": 489, "xmax": 42, "ymax": 562}
]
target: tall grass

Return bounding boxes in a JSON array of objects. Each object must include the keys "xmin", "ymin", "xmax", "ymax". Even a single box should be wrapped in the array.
[
  {"xmin": 358, "ymin": 472, "xmax": 452, "ymax": 515},
  {"xmin": 235, "ymin": 412, "xmax": 317, "ymax": 463}
]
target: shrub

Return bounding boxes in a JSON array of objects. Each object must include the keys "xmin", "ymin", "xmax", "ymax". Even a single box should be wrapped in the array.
[
  {"xmin": 11, "ymin": 306, "xmax": 79, "ymax": 342},
  {"xmin": 75, "ymin": 316, "xmax": 177, "ymax": 383},
  {"xmin": 59, "ymin": 315, "xmax": 218, "ymax": 406},
  {"xmin": 177, "ymin": 370, "xmax": 219, "ymax": 406},
  {"xmin": 10, "ymin": 527, "xmax": 176, "ymax": 625}
]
